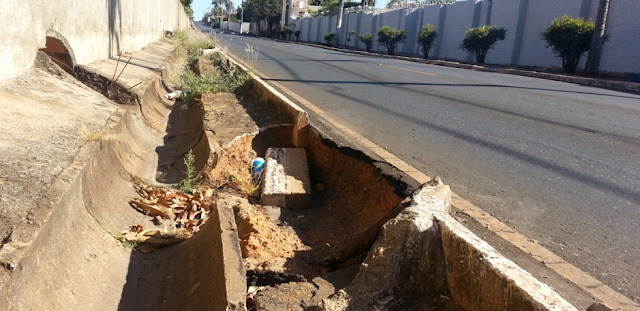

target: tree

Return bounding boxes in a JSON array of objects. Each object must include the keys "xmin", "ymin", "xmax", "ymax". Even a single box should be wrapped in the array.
[
  {"xmin": 459, "ymin": 25, "xmax": 506, "ymax": 64},
  {"xmin": 359, "ymin": 33, "xmax": 373, "ymax": 52},
  {"xmin": 294, "ymin": 30, "xmax": 302, "ymax": 42},
  {"xmin": 337, "ymin": 0, "xmax": 345, "ymax": 29},
  {"xmin": 417, "ymin": 24, "xmax": 437, "ymax": 59},
  {"xmin": 585, "ymin": 0, "xmax": 610, "ymax": 74},
  {"xmin": 377, "ymin": 26, "xmax": 406, "ymax": 55},
  {"xmin": 241, "ymin": 0, "xmax": 282, "ymax": 34},
  {"xmin": 180, "ymin": 0, "xmax": 194, "ymax": 19},
  {"xmin": 541, "ymin": 15, "xmax": 594, "ymax": 73}
]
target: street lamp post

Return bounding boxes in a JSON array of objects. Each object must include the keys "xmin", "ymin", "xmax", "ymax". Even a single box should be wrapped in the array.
[{"xmin": 241, "ymin": 0, "xmax": 245, "ymax": 34}]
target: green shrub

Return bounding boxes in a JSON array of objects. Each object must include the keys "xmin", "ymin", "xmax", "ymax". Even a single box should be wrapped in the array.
[
  {"xmin": 294, "ymin": 30, "xmax": 302, "ymax": 42},
  {"xmin": 459, "ymin": 25, "xmax": 506, "ymax": 64},
  {"xmin": 324, "ymin": 32, "xmax": 337, "ymax": 45},
  {"xmin": 346, "ymin": 30, "xmax": 355, "ymax": 44},
  {"xmin": 359, "ymin": 33, "xmax": 373, "ymax": 52},
  {"xmin": 282, "ymin": 26, "xmax": 294, "ymax": 40},
  {"xmin": 417, "ymin": 24, "xmax": 437, "ymax": 59},
  {"xmin": 377, "ymin": 26, "xmax": 406, "ymax": 55},
  {"xmin": 541, "ymin": 15, "xmax": 595, "ymax": 73}
]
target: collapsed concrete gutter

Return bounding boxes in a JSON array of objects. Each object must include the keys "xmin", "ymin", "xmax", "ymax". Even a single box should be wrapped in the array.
[
  {"xmin": 228, "ymin": 54, "xmax": 578, "ymax": 310},
  {"xmin": 0, "ymin": 37, "xmax": 578, "ymax": 310}
]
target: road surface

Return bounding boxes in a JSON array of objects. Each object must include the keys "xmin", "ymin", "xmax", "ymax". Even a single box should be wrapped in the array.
[{"xmin": 198, "ymin": 23, "xmax": 640, "ymax": 302}]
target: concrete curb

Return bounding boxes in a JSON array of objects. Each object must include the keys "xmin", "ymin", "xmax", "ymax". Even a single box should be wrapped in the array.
[
  {"xmin": 322, "ymin": 184, "xmax": 577, "ymax": 310},
  {"xmin": 267, "ymin": 38, "xmax": 640, "ymax": 94}
]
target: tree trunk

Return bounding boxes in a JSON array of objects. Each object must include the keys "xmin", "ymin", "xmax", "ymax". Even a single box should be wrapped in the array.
[
  {"xmin": 337, "ymin": 0, "xmax": 345, "ymax": 29},
  {"xmin": 585, "ymin": 0, "xmax": 610, "ymax": 74}
]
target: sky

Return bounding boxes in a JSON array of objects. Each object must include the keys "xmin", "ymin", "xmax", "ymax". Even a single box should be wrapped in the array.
[
  {"xmin": 191, "ymin": 0, "xmax": 460, "ymax": 21},
  {"xmin": 192, "ymin": 0, "xmax": 392, "ymax": 21}
]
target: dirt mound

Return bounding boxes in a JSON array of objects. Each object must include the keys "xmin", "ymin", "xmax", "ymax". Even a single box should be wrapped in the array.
[{"xmin": 233, "ymin": 202, "xmax": 310, "ymax": 272}]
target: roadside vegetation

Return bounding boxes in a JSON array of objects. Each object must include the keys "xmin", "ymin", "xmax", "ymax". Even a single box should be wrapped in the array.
[
  {"xmin": 459, "ymin": 26, "xmax": 506, "ymax": 64},
  {"xmin": 324, "ymin": 32, "xmax": 337, "ymax": 46},
  {"xmin": 172, "ymin": 29, "xmax": 252, "ymax": 104},
  {"xmin": 377, "ymin": 26, "xmax": 406, "ymax": 55},
  {"xmin": 541, "ymin": 15, "xmax": 595, "ymax": 73},
  {"xmin": 417, "ymin": 24, "xmax": 437, "ymax": 59},
  {"xmin": 358, "ymin": 33, "xmax": 373, "ymax": 52}
]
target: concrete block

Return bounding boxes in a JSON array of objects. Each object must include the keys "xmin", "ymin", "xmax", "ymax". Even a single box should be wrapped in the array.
[{"xmin": 261, "ymin": 148, "xmax": 310, "ymax": 209}]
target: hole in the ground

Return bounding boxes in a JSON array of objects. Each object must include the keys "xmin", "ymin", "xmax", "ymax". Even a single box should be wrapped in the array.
[
  {"xmin": 39, "ymin": 36, "xmax": 75, "ymax": 75},
  {"xmin": 205, "ymin": 124, "xmax": 415, "ymax": 309}
]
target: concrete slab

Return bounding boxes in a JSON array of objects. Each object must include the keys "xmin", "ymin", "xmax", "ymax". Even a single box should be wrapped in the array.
[
  {"xmin": 0, "ymin": 53, "xmax": 119, "ymax": 251},
  {"xmin": 261, "ymin": 148, "xmax": 311, "ymax": 209}
]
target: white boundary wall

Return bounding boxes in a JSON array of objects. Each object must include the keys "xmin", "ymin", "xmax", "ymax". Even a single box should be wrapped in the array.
[
  {"xmin": 290, "ymin": 0, "xmax": 639, "ymax": 74},
  {"xmin": 0, "ymin": 0, "xmax": 191, "ymax": 81}
]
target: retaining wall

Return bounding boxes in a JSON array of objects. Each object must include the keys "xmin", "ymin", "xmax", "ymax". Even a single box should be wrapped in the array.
[
  {"xmin": 0, "ymin": 0, "xmax": 191, "ymax": 81},
  {"xmin": 288, "ymin": 0, "xmax": 639, "ymax": 74}
]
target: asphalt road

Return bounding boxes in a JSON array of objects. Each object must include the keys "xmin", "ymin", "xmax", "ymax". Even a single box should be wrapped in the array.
[{"xmin": 198, "ymin": 23, "xmax": 640, "ymax": 301}]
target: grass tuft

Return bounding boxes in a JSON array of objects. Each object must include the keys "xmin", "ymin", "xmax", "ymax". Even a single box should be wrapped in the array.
[
  {"xmin": 228, "ymin": 168, "xmax": 262, "ymax": 198},
  {"xmin": 79, "ymin": 124, "xmax": 122, "ymax": 141}
]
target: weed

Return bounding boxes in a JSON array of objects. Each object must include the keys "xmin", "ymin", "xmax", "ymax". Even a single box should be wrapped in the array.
[
  {"xmin": 172, "ymin": 29, "xmax": 215, "ymax": 64},
  {"xmin": 79, "ymin": 124, "xmax": 122, "ymax": 141},
  {"xmin": 179, "ymin": 150, "xmax": 197, "ymax": 193},
  {"xmin": 179, "ymin": 66, "xmax": 252, "ymax": 98},
  {"xmin": 228, "ymin": 168, "xmax": 261, "ymax": 198}
]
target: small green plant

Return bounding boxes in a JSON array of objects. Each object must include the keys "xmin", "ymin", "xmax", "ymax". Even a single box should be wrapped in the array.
[
  {"xmin": 359, "ymin": 33, "xmax": 373, "ymax": 52},
  {"xmin": 294, "ymin": 30, "xmax": 302, "ymax": 42},
  {"xmin": 377, "ymin": 26, "xmax": 406, "ymax": 55},
  {"xmin": 179, "ymin": 150, "xmax": 197, "ymax": 193},
  {"xmin": 284, "ymin": 27, "xmax": 294, "ymax": 41},
  {"xmin": 324, "ymin": 32, "xmax": 337, "ymax": 45},
  {"xmin": 417, "ymin": 24, "xmax": 437, "ymax": 59},
  {"xmin": 541, "ymin": 15, "xmax": 595, "ymax": 73},
  {"xmin": 459, "ymin": 25, "xmax": 506, "ymax": 64},
  {"xmin": 346, "ymin": 30, "xmax": 355, "ymax": 44}
]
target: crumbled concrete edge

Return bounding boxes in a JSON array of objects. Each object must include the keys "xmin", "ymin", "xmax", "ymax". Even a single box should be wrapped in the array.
[
  {"xmin": 291, "ymin": 41, "xmax": 640, "ymax": 94},
  {"xmin": 321, "ymin": 183, "xmax": 451, "ymax": 311},
  {"xmin": 320, "ymin": 182, "xmax": 577, "ymax": 311},
  {"xmin": 214, "ymin": 196, "xmax": 249, "ymax": 310},
  {"xmin": 436, "ymin": 214, "xmax": 578, "ymax": 311}
]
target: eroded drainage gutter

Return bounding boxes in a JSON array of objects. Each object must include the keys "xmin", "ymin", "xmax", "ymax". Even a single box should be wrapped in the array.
[{"xmin": 0, "ymin": 42, "xmax": 576, "ymax": 311}]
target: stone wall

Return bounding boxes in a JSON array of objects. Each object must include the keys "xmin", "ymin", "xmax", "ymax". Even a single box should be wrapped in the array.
[{"xmin": 290, "ymin": 0, "xmax": 639, "ymax": 74}]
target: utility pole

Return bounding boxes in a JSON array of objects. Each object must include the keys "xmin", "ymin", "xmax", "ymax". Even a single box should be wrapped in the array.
[{"xmin": 281, "ymin": 0, "xmax": 286, "ymax": 26}]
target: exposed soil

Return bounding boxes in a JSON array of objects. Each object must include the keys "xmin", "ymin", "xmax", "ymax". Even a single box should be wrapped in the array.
[{"xmin": 199, "ymin": 90, "xmax": 415, "ymax": 309}]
